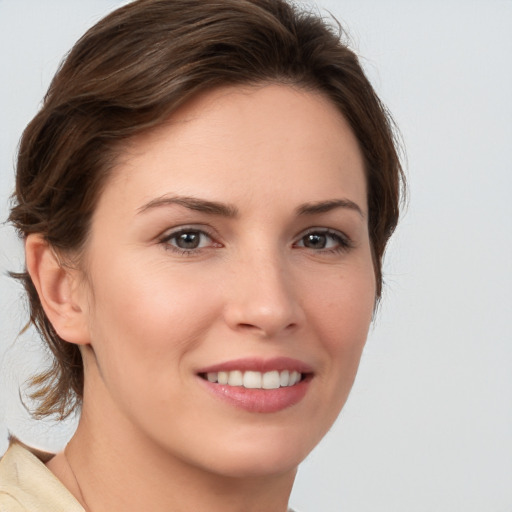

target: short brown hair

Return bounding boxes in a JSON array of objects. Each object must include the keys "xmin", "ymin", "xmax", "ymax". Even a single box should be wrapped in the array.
[{"xmin": 9, "ymin": 0, "xmax": 404, "ymax": 419}]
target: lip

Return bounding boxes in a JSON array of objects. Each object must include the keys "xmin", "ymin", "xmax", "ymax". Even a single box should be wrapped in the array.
[
  {"xmin": 197, "ymin": 356, "xmax": 314, "ymax": 374},
  {"xmin": 196, "ymin": 357, "xmax": 314, "ymax": 413}
]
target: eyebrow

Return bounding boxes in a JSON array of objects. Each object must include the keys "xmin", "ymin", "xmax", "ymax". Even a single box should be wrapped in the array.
[
  {"xmin": 137, "ymin": 195, "xmax": 364, "ymax": 219},
  {"xmin": 137, "ymin": 195, "xmax": 239, "ymax": 217},
  {"xmin": 296, "ymin": 199, "xmax": 365, "ymax": 218}
]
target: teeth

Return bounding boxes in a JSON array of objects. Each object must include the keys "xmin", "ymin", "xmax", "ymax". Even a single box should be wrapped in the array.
[
  {"xmin": 262, "ymin": 370, "xmax": 280, "ymax": 389},
  {"xmin": 228, "ymin": 370, "xmax": 243, "ymax": 386},
  {"xmin": 243, "ymin": 371, "xmax": 262, "ymax": 389},
  {"xmin": 203, "ymin": 370, "xmax": 303, "ymax": 389},
  {"xmin": 290, "ymin": 370, "xmax": 300, "ymax": 386}
]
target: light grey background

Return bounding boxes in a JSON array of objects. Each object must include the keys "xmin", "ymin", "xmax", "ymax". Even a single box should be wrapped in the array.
[{"xmin": 1, "ymin": 1, "xmax": 511, "ymax": 511}]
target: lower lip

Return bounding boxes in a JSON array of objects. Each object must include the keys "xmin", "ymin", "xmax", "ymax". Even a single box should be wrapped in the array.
[{"xmin": 199, "ymin": 377, "xmax": 310, "ymax": 413}]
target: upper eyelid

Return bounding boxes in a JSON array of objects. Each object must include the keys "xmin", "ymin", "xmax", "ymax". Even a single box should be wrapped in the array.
[
  {"xmin": 159, "ymin": 224, "xmax": 218, "ymax": 241},
  {"xmin": 295, "ymin": 226, "xmax": 349, "ymax": 239}
]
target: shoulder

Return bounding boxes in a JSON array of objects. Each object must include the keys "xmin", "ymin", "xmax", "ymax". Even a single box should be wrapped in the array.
[{"xmin": 0, "ymin": 441, "xmax": 84, "ymax": 512}]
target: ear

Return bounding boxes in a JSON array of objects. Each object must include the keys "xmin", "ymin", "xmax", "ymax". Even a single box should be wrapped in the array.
[{"xmin": 25, "ymin": 234, "xmax": 90, "ymax": 345}]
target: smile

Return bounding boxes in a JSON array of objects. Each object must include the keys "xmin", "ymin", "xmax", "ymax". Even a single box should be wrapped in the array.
[
  {"xmin": 200, "ymin": 369, "xmax": 303, "ymax": 389},
  {"xmin": 197, "ymin": 358, "xmax": 313, "ymax": 413}
]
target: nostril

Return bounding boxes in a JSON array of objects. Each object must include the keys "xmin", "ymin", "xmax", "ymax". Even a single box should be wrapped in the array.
[
  {"xmin": 239, "ymin": 323, "xmax": 256, "ymax": 329},
  {"xmin": 236, "ymin": 321, "xmax": 297, "ymax": 337}
]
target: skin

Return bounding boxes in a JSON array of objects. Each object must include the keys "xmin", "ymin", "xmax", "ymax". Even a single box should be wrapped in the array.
[{"xmin": 28, "ymin": 84, "xmax": 376, "ymax": 512}]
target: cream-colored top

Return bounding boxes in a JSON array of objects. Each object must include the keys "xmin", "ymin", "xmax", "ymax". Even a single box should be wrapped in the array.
[{"xmin": 0, "ymin": 442, "xmax": 84, "ymax": 512}]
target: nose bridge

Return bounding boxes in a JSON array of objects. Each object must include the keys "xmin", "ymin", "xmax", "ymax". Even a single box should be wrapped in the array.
[{"xmin": 223, "ymin": 242, "xmax": 302, "ymax": 337}]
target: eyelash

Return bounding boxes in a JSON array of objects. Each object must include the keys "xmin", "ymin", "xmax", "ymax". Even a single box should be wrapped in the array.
[{"xmin": 159, "ymin": 227, "xmax": 353, "ymax": 255}]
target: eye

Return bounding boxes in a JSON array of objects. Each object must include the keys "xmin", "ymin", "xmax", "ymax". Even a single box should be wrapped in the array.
[
  {"xmin": 294, "ymin": 229, "xmax": 351, "ymax": 252},
  {"xmin": 173, "ymin": 231, "xmax": 206, "ymax": 250},
  {"xmin": 160, "ymin": 228, "xmax": 218, "ymax": 253}
]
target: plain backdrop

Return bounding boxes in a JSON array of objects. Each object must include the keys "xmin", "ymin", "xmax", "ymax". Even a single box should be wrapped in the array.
[{"xmin": 1, "ymin": 1, "xmax": 511, "ymax": 511}]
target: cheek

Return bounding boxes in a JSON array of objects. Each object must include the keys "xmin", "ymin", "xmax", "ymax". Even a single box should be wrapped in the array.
[
  {"xmin": 301, "ymin": 258, "xmax": 375, "ymax": 380},
  {"xmin": 83, "ymin": 256, "xmax": 221, "ymax": 388},
  {"xmin": 305, "ymin": 256, "xmax": 375, "ymax": 330}
]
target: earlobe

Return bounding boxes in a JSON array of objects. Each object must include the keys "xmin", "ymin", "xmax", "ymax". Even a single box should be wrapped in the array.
[{"xmin": 25, "ymin": 234, "xmax": 90, "ymax": 345}]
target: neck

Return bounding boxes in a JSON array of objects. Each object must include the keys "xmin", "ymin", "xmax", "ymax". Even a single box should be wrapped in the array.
[{"xmin": 66, "ymin": 422, "xmax": 295, "ymax": 512}]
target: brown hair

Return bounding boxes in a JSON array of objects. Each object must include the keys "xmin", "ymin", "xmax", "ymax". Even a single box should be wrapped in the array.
[{"xmin": 9, "ymin": 0, "xmax": 404, "ymax": 419}]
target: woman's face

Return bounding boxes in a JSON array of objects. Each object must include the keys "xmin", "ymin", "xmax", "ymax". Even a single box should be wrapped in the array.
[{"xmin": 76, "ymin": 84, "xmax": 375, "ymax": 478}]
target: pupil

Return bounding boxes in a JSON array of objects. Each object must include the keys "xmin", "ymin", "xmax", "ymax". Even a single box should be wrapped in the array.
[
  {"xmin": 305, "ymin": 233, "xmax": 326, "ymax": 248},
  {"xmin": 177, "ymin": 232, "xmax": 200, "ymax": 249}
]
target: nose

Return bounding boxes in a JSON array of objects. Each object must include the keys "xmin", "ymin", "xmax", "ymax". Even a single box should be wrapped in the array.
[{"xmin": 222, "ymin": 249, "xmax": 304, "ymax": 339}]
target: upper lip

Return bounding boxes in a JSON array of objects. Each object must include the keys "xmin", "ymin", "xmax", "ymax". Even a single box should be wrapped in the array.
[{"xmin": 197, "ymin": 357, "xmax": 314, "ymax": 375}]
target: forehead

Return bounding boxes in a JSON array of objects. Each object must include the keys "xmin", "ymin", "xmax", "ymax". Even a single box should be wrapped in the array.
[{"xmin": 99, "ymin": 83, "xmax": 367, "ymax": 216}]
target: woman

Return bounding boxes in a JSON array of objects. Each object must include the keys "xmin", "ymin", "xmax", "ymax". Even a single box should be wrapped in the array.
[{"xmin": 0, "ymin": 0, "xmax": 403, "ymax": 510}]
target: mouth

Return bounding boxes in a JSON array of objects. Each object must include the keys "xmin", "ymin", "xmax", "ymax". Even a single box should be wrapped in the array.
[
  {"xmin": 196, "ymin": 358, "xmax": 313, "ymax": 413},
  {"xmin": 198, "ymin": 369, "xmax": 306, "ymax": 389}
]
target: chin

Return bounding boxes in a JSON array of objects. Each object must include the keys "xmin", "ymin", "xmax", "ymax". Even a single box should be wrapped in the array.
[
  {"xmin": 202, "ymin": 448, "xmax": 303, "ymax": 480},
  {"xmin": 187, "ymin": 422, "xmax": 325, "ymax": 479}
]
